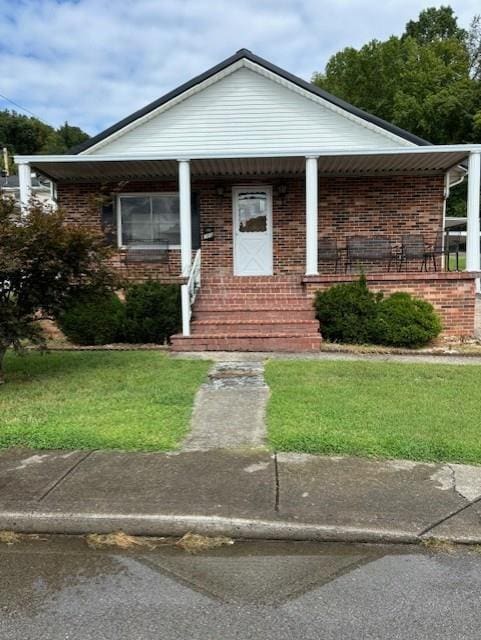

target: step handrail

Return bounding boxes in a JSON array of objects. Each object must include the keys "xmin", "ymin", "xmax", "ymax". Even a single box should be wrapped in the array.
[{"xmin": 181, "ymin": 249, "xmax": 201, "ymax": 336}]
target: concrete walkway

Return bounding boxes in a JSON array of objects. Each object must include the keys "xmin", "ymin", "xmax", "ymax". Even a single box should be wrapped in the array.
[
  {"xmin": 182, "ymin": 361, "xmax": 268, "ymax": 451},
  {"xmin": 1, "ymin": 448, "xmax": 481, "ymax": 543}
]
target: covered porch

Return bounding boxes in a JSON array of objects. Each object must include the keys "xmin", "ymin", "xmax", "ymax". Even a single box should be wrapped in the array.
[{"xmin": 15, "ymin": 145, "xmax": 481, "ymax": 344}]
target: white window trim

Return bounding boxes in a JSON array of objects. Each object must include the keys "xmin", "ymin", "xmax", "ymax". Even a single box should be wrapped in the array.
[{"xmin": 116, "ymin": 192, "xmax": 181, "ymax": 250}]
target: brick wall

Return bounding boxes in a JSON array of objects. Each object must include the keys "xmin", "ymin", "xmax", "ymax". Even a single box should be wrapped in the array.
[
  {"xmin": 57, "ymin": 174, "xmax": 444, "ymax": 280},
  {"xmin": 303, "ymin": 273, "xmax": 477, "ymax": 338},
  {"xmin": 57, "ymin": 180, "xmax": 181, "ymax": 282}
]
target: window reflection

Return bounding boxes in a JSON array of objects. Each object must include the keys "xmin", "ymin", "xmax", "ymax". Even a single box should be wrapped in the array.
[
  {"xmin": 238, "ymin": 192, "xmax": 267, "ymax": 233},
  {"xmin": 120, "ymin": 194, "xmax": 180, "ymax": 246}
]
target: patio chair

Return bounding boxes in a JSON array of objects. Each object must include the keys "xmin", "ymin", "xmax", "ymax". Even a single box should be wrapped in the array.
[
  {"xmin": 318, "ymin": 237, "xmax": 341, "ymax": 273},
  {"xmin": 444, "ymin": 228, "xmax": 462, "ymax": 271},
  {"xmin": 399, "ymin": 234, "xmax": 428, "ymax": 272},
  {"xmin": 425, "ymin": 231, "xmax": 448, "ymax": 272},
  {"xmin": 346, "ymin": 236, "xmax": 395, "ymax": 273}
]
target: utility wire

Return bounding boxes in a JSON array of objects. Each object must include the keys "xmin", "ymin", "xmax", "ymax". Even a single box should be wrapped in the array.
[{"xmin": 0, "ymin": 91, "xmax": 56, "ymax": 127}]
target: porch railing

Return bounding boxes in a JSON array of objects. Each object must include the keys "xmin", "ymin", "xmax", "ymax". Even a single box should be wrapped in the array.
[{"xmin": 181, "ymin": 249, "xmax": 201, "ymax": 336}]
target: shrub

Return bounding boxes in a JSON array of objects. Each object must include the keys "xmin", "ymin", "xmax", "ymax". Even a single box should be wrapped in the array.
[
  {"xmin": 123, "ymin": 282, "xmax": 181, "ymax": 344},
  {"xmin": 57, "ymin": 291, "xmax": 125, "ymax": 345},
  {"xmin": 371, "ymin": 292, "xmax": 442, "ymax": 348},
  {"xmin": 314, "ymin": 275, "xmax": 380, "ymax": 344}
]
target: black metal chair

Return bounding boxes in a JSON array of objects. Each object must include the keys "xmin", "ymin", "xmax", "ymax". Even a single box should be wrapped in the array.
[
  {"xmin": 318, "ymin": 237, "xmax": 341, "ymax": 273},
  {"xmin": 425, "ymin": 231, "xmax": 449, "ymax": 272},
  {"xmin": 399, "ymin": 234, "xmax": 429, "ymax": 272},
  {"xmin": 346, "ymin": 236, "xmax": 395, "ymax": 273},
  {"xmin": 444, "ymin": 228, "xmax": 462, "ymax": 271}
]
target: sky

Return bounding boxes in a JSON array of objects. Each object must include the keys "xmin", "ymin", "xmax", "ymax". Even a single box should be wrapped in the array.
[{"xmin": 0, "ymin": 0, "xmax": 479, "ymax": 135}]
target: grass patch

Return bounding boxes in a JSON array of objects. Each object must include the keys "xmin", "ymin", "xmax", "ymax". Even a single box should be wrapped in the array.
[
  {"xmin": 0, "ymin": 351, "xmax": 209, "ymax": 451},
  {"xmin": 266, "ymin": 360, "xmax": 481, "ymax": 464},
  {"xmin": 448, "ymin": 252, "xmax": 466, "ymax": 271}
]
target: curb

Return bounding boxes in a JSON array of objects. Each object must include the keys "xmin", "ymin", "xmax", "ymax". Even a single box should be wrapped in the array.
[{"xmin": 0, "ymin": 510, "xmax": 421, "ymax": 544}]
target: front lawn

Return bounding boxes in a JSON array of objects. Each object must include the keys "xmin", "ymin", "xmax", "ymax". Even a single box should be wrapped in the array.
[
  {"xmin": 266, "ymin": 360, "xmax": 481, "ymax": 464},
  {"xmin": 0, "ymin": 351, "xmax": 210, "ymax": 451}
]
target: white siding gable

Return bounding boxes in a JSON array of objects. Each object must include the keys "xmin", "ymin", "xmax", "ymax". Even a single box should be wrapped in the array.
[{"xmin": 86, "ymin": 64, "xmax": 413, "ymax": 157}]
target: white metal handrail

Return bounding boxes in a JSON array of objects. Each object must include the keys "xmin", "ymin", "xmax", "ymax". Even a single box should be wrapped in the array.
[{"xmin": 181, "ymin": 249, "xmax": 201, "ymax": 336}]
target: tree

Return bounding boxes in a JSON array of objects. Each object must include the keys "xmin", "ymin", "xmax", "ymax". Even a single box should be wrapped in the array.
[
  {"xmin": 313, "ymin": 11, "xmax": 480, "ymax": 144},
  {"xmin": 0, "ymin": 196, "xmax": 115, "ymax": 382},
  {"xmin": 0, "ymin": 110, "xmax": 90, "ymax": 171},
  {"xmin": 312, "ymin": 6, "xmax": 481, "ymax": 215},
  {"xmin": 404, "ymin": 6, "xmax": 466, "ymax": 43},
  {"xmin": 56, "ymin": 122, "xmax": 90, "ymax": 150}
]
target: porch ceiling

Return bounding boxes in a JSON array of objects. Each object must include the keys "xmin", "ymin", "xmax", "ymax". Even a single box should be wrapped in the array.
[{"xmin": 26, "ymin": 149, "xmax": 469, "ymax": 183}]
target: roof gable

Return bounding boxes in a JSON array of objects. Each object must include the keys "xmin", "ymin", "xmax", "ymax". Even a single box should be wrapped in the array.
[{"xmin": 77, "ymin": 49, "xmax": 428, "ymax": 156}]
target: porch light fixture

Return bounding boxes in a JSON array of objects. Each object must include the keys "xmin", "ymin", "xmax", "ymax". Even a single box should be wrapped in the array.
[{"xmin": 215, "ymin": 185, "xmax": 225, "ymax": 198}]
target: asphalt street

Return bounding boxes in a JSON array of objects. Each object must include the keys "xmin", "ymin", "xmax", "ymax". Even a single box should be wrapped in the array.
[{"xmin": 1, "ymin": 536, "xmax": 481, "ymax": 639}]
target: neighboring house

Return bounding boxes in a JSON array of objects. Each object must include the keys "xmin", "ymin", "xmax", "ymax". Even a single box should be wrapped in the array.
[
  {"xmin": 14, "ymin": 49, "xmax": 481, "ymax": 351},
  {"xmin": 0, "ymin": 173, "xmax": 54, "ymax": 208}
]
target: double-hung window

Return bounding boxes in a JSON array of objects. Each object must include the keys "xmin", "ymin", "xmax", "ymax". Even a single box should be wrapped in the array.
[{"xmin": 117, "ymin": 193, "xmax": 180, "ymax": 248}]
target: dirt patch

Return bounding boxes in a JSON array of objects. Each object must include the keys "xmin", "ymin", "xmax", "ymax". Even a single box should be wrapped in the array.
[
  {"xmin": 85, "ymin": 531, "xmax": 159, "ymax": 550},
  {"xmin": 175, "ymin": 532, "xmax": 234, "ymax": 554},
  {"xmin": 321, "ymin": 340, "xmax": 481, "ymax": 357}
]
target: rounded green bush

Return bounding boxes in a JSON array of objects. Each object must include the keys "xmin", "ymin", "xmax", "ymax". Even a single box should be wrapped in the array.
[
  {"xmin": 123, "ymin": 281, "xmax": 181, "ymax": 344},
  {"xmin": 315, "ymin": 276, "xmax": 380, "ymax": 344},
  {"xmin": 371, "ymin": 292, "xmax": 442, "ymax": 348},
  {"xmin": 57, "ymin": 292, "xmax": 125, "ymax": 345}
]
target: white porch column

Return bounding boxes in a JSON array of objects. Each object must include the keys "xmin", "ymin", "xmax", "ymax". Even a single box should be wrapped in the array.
[
  {"xmin": 179, "ymin": 159, "xmax": 192, "ymax": 276},
  {"xmin": 178, "ymin": 159, "xmax": 192, "ymax": 336},
  {"xmin": 466, "ymin": 151, "xmax": 481, "ymax": 290},
  {"xmin": 305, "ymin": 156, "xmax": 319, "ymax": 275},
  {"xmin": 18, "ymin": 162, "xmax": 32, "ymax": 211}
]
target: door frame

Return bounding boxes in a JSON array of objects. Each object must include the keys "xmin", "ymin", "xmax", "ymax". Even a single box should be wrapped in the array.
[{"xmin": 232, "ymin": 185, "xmax": 273, "ymax": 276}]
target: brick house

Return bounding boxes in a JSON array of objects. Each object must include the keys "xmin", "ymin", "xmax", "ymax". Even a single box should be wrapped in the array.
[{"xmin": 15, "ymin": 49, "xmax": 481, "ymax": 351}]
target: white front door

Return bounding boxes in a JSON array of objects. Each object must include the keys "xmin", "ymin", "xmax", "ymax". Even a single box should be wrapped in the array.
[{"xmin": 233, "ymin": 186, "xmax": 273, "ymax": 276}]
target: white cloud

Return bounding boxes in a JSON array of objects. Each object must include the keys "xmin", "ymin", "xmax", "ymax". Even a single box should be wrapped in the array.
[{"xmin": 0, "ymin": 0, "xmax": 479, "ymax": 134}]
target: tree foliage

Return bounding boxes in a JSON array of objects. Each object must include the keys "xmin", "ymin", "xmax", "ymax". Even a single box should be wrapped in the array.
[
  {"xmin": 0, "ymin": 196, "xmax": 115, "ymax": 381},
  {"xmin": 313, "ymin": 8, "xmax": 481, "ymax": 145},
  {"xmin": 0, "ymin": 110, "xmax": 89, "ymax": 172},
  {"xmin": 312, "ymin": 6, "xmax": 481, "ymax": 216},
  {"xmin": 404, "ymin": 6, "xmax": 466, "ymax": 44}
]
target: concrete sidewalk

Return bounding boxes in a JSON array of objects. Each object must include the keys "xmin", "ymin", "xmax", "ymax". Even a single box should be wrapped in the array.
[{"xmin": 1, "ymin": 448, "xmax": 481, "ymax": 544}]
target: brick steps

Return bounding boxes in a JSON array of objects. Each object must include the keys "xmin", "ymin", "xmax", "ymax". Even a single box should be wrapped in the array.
[
  {"xmin": 191, "ymin": 320, "xmax": 319, "ymax": 335},
  {"xmin": 171, "ymin": 276, "xmax": 321, "ymax": 352},
  {"xmin": 195, "ymin": 309, "xmax": 314, "ymax": 321},
  {"xmin": 195, "ymin": 298, "xmax": 313, "ymax": 311},
  {"xmin": 170, "ymin": 334, "xmax": 321, "ymax": 352}
]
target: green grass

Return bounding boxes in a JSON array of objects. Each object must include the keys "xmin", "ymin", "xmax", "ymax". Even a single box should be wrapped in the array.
[
  {"xmin": 266, "ymin": 360, "xmax": 481, "ymax": 464},
  {"xmin": 448, "ymin": 252, "xmax": 466, "ymax": 271},
  {"xmin": 0, "ymin": 351, "xmax": 210, "ymax": 451}
]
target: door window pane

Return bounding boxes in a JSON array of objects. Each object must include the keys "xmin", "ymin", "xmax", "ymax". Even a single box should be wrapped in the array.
[{"xmin": 238, "ymin": 192, "xmax": 267, "ymax": 233}]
